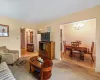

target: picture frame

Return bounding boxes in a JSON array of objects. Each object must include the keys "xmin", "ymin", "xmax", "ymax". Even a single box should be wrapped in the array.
[
  {"xmin": 30, "ymin": 31, "xmax": 33, "ymax": 43},
  {"xmin": 37, "ymin": 30, "xmax": 41, "ymax": 34},
  {"xmin": 0, "ymin": 24, "xmax": 9, "ymax": 37}
]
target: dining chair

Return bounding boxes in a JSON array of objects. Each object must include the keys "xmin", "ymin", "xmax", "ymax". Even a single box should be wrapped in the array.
[
  {"xmin": 63, "ymin": 40, "xmax": 66, "ymax": 55},
  {"xmin": 71, "ymin": 42, "xmax": 81, "ymax": 59},
  {"xmin": 71, "ymin": 42, "xmax": 80, "ymax": 47},
  {"xmin": 86, "ymin": 42, "xmax": 95, "ymax": 62}
]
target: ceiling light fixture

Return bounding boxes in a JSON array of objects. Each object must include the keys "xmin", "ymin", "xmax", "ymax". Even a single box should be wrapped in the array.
[{"xmin": 74, "ymin": 23, "xmax": 84, "ymax": 30}]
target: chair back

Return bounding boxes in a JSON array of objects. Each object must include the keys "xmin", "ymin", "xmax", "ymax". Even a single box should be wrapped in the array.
[
  {"xmin": 63, "ymin": 41, "xmax": 66, "ymax": 51},
  {"xmin": 71, "ymin": 42, "xmax": 79, "ymax": 47},
  {"xmin": 71, "ymin": 42, "xmax": 80, "ymax": 50},
  {"xmin": 63, "ymin": 41, "xmax": 66, "ymax": 46},
  {"xmin": 91, "ymin": 42, "xmax": 94, "ymax": 53}
]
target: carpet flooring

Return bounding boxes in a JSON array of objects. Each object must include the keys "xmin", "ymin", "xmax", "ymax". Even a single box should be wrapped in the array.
[{"xmin": 9, "ymin": 59, "xmax": 100, "ymax": 80}]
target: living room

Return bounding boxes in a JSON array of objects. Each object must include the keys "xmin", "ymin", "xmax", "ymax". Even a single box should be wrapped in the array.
[{"xmin": 0, "ymin": 0, "xmax": 100, "ymax": 80}]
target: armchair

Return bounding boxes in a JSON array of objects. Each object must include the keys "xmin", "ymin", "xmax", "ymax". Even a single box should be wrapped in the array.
[{"xmin": 0, "ymin": 46, "xmax": 19, "ymax": 64}]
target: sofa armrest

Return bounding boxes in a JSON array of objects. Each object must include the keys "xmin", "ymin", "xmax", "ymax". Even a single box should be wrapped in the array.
[
  {"xmin": 0, "ymin": 52, "xmax": 18, "ymax": 56},
  {"xmin": 8, "ymin": 49, "xmax": 19, "ymax": 53},
  {"xmin": 0, "ymin": 53, "xmax": 14, "ymax": 55},
  {"xmin": 0, "ymin": 52, "xmax": 19, "ymax": 64}
]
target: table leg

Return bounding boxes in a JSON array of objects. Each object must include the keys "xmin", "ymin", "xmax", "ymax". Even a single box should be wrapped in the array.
[
  {"xmin": 80, "ymin": 52, "xmax": 84, "ymax": 60},
  {"xmin": 30, "ymin": 65, "xmax": 31, "ymax": 73},
  {"xmin": 82, "ymin": 56, "xmax": 84, "ymax": 60},
  {"xmin": 69, "ymin": 49, "xmax": 73, "ymax": 57}
]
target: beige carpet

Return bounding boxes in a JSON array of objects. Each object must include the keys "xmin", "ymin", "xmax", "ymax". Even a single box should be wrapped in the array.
[
  {"xmin": 9, "ymin": 58, "xmax": 100, "ymax": 80},
  {"xmin": 9, "ymin": 57, "xmax": 36, "ymax": 80},
  {"xmin": 53, "ymin": 60, "xmax": 100, "ymax": 80}
]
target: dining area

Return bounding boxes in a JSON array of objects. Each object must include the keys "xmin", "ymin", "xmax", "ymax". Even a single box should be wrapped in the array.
[
  {"xmin": 60, "ymin": 19, "xmax": 96, "ymax": 69},
  {"xmin": 62, "ymin": 41, "xmax": 95, "ymax": 68}
]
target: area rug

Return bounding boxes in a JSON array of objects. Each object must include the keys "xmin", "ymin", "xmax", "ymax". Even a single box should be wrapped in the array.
[
  {"xmin": 9, "ymin": 57, "xmax": 36, "ymax": 80},
  {"xmin": 15, "ymin": 57, "xmax": 27, "ymax": 66}
]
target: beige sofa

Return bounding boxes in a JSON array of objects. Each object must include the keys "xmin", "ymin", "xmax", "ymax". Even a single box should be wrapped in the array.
[{"xmin": 0, "ymin": 46, "xmax": 19, "ymax": 64}]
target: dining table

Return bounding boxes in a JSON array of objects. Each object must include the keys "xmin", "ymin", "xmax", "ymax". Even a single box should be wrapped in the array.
[{"xmin": 64, "ymin": 45, "xmax": 88, "ymax": 60}]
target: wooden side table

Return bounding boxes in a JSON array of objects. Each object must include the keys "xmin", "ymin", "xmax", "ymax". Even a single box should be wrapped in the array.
[{"xmin": 27, "ymin": 43, "xmax": 34, "ymax": 52}]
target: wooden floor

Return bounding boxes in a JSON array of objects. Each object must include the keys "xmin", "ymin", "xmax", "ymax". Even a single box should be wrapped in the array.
[
  {"xmin": 61, "ymin": 51, "xmax": 95, "ymax": 69},
  {"xmin": 21, "ymin": 49, "xmax": 39, "ymax": 57}
]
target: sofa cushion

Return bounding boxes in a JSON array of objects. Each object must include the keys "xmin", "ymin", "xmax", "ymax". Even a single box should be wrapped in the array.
[
  {"xmin": 0, "ymin": 62, "xmax": 16, "ymax": 80},
  {"xmin": 0, "ymin": 46, "xmax": 8, "ymax": 53}
]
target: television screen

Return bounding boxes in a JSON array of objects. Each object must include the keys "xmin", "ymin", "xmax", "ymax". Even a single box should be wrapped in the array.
[{"xmin": 41, "ymin": 32, "xmax": 50, "ymax": 41}]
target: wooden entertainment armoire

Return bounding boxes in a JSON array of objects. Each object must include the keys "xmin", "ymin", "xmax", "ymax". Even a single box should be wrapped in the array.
[{"xmin": 39, "ymin": 41, "xmax": 55, "ymax": 60}]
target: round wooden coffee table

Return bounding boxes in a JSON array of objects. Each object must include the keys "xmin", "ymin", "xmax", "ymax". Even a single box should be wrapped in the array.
[
  {"xmin": 29, "ymin": 56, "xmax": 42, "ymax": 73},
  {"xmin": 29, "ymin": 56, "xmax": 53, "ymax": 80}
]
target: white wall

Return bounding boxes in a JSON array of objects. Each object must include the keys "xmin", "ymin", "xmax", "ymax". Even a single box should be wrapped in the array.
[
  {"xmin": 33, "ymin": 30, "xmax": 38, "ymax": 52},
  {"xmin": 63, "ymin": 19, "xmax": 96, "ymax": 53},
  {"xmin": 60, "ymin": 25, "xmax": 65, "ymax": 52},
  {"xmin": 37, "ymin": 34, "xmax": 41, "ymax": 51}
]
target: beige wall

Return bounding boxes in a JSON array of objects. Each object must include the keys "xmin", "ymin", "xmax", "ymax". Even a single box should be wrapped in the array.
[
  {"xmin": 63, "ymin": 19, "xmax": 96, "ymax": 54},
  {"xmin": 36, "ymin": 5, "xmax": 100, "ymax": 72},
  {"xmin": 0, "ymin": 17, "xmax": 36, "ymax": 57}
]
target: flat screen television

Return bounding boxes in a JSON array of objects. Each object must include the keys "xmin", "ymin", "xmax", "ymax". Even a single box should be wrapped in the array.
[{"xmin": 41, "ymin": 32, "xmax": 50, "ymax": 42}]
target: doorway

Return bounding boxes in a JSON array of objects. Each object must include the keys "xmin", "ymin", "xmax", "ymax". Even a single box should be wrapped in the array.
[
  {"xmin": 20, "ymin": 28, "xmax": 38, "ymax": 57},
  {"xmin": 60, "ymin": 18, "xmax": 96, "ymax": 69}
]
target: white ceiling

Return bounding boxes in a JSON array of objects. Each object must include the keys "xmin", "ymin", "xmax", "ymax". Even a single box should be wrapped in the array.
[{"xmin": 0, "ymin": 0, "xmax": 100, "ymax": 23}]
